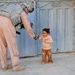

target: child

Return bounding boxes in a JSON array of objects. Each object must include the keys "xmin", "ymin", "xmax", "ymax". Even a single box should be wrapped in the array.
[{"xmin": 38, "ymin": 28, "xmax": 53, "ymax": 64}]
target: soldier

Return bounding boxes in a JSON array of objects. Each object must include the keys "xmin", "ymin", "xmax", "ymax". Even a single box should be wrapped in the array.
[{"xmin": 0, "ymin": 1, "xmax": 38, "ymax": 72}]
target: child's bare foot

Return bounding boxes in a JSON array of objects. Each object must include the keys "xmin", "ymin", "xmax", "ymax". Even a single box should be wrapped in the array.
[
  {"xmin": 48, "ymin": 61, "xmax": 53, "ymax": 64},
  {"xmin": 41, "ymin": 62, "xmax": 45, "ymax": 64}
]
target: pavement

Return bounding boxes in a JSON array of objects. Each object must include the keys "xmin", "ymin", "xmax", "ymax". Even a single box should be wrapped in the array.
[{"xmin": 0, "ymin": 53, "xmax": 75, "ymax": 75}]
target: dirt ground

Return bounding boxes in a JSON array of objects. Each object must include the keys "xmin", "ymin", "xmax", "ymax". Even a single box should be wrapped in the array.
[{"xmin": 0, "ymin": 53, "xmax": 75, "ymax": 75}]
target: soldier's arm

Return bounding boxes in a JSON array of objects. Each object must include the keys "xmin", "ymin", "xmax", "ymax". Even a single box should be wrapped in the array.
[{"xmin": 20, "ymin": 12, "xmax": 35, "ymax": 38}]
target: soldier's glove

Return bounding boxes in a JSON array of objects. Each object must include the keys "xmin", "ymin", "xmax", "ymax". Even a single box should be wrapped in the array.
[
  {"xmin": 21, "ymin": 22, "xmax": 34, "ymax": 29},
  {"xmin": 33, "ymin": 35, "xmax": 39, "ymax": 40},
  {"xmin": 21, "ymin": 24, "xmax": 24, "ymax": 29},
  {"xmin": 30, "ymin": 22, "xmax": 34, "ymax": 28},
  {"xmin": 16, "ymin": 31, "xmax": 21, "ymax": 35}
]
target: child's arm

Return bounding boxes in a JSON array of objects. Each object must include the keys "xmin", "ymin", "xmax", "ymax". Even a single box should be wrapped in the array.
[
  {"xmin": 38, "ymin": 35, "xmax": 42, "ymax": 40},
  {"xmin": 45, "ymin": 36, "xmax": 53, "ymax": 44}
]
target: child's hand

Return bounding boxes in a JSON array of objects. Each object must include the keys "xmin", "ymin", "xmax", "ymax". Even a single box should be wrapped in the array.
[{"xmin": 44, "ymin": 39, "xmax": 50, "ymax": 44}]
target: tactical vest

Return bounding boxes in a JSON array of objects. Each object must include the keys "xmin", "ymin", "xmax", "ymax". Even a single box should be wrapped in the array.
[{"xmin": 0, "ymin": 4, "xmax": 24, "ymax": 31}]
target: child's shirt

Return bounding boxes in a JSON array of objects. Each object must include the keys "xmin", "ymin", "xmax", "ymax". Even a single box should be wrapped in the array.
[{"xmin": 39, "ymin": 35, "xmax": 53, "ymax": 50}]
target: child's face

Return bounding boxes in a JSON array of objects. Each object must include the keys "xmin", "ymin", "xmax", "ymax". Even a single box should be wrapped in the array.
[{"xmin": 42, "ymin": 31, "xmax": 48, "ymax": 38}]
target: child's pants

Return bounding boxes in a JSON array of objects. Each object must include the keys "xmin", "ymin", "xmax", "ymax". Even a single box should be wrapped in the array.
[
  {"xmin": 0, "ymin": 16, "xmax": 19, "ymax": 70},
  {"xmin": 42, "ymin": 49, "xmax": 53, "ymax": 63}
]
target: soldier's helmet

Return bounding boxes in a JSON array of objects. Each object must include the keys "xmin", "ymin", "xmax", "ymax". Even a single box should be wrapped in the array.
[{"xmin": 21, "ymin": 1, "xmax": 34, "ymax": 13}]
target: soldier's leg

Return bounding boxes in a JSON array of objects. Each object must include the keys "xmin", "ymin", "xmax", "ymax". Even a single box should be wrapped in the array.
[
  {"xmin": 0, "ymin": 39, "xmax": 8, "ymax": 69},
  {"xmin": 21, "ymin": 12, "xmax": 35, "ymax": 38},
  {"xmin": 0, "ymin": 41, "xmax": 11, "ymax": 70},
  {"xmin": 1, "ymin": 16, "xmax": 23, "ymax": 71},
  {"xmin": 0, "ymin": 19, "xmax": 9, "ymax": 69}
]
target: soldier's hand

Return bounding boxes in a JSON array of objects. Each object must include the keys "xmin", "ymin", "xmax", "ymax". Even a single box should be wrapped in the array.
[{"xmin": 33, "ymin": 35, "xmax": 39, "ymax": 40}]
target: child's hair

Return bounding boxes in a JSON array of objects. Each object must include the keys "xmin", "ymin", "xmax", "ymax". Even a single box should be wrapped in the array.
[{"xmin": 42, "ymin": 28, "xmax": 50, "ymax": 34}]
